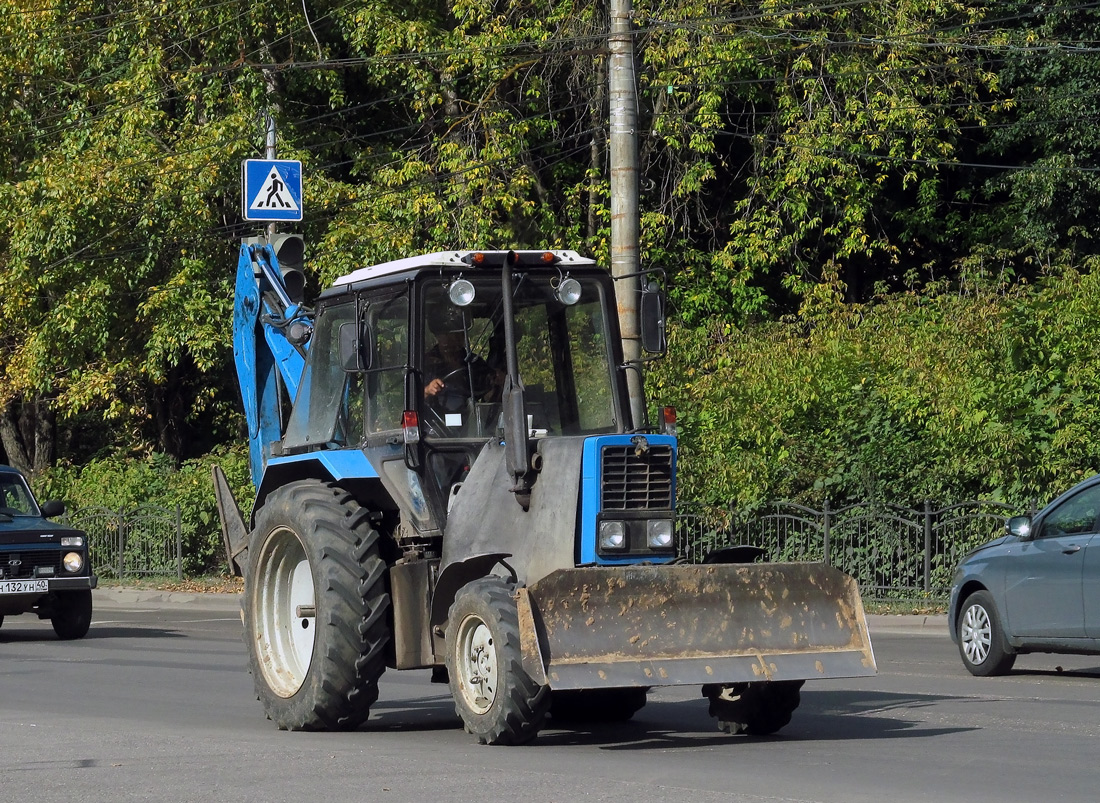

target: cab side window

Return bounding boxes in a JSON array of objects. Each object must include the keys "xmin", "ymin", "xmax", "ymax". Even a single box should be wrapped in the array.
[{"xmin": 365, "ymin": 293, "xmax": 409, "ymax": 434}]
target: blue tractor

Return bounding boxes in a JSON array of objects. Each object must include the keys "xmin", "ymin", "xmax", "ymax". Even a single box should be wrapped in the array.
[{"xmin": 215, "ymin": 240, "xmax": 875, "ymax": 744}]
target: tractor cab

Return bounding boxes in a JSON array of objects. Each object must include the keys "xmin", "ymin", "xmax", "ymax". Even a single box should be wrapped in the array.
[{"xmin": 275, "ymin": 250, "xmax": 633, "ymax": 534}]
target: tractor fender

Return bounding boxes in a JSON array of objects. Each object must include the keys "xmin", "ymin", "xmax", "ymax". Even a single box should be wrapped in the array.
[
  {"xmin": 254, "ymin": 451, "xmax": 390, "ymax": 515},
  {"xmin": 430, "ymin": 552, "xmax": 513, "ymax": 633}
]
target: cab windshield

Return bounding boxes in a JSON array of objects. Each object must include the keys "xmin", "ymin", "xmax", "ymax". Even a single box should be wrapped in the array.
[{"xmin": 420, "ymin": 272, "xmax": 619, "ymax": 439}]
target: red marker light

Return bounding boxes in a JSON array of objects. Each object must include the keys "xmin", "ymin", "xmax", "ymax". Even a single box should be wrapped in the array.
[
  {"xmin": 662, "ymin": 406, "xmax": 678, "ymax": 437},
  {"xmin": 402, "ymin": 410, "xmax": 421, "ymax": 444}
]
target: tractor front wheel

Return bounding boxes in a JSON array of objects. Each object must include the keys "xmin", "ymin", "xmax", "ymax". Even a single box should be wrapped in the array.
[{"xmin": 446, "ymin": 577, "xmax": 549, "ymax": 745}]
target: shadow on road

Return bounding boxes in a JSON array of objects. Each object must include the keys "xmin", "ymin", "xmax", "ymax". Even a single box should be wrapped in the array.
[
  {"xmin": 1005, "ymin": 664, "xmax": 1100, "ymax": 679},
  {"xmin": 0, "ymin": 625, "xmax": 187, "ymax": 642},
  {"xmin": 353, "ymin": 688, "xmax": 977, "ymax": 748},
  {"xmin": 361, "ymin": 695, "xmax": 461, "ymax": 732}
]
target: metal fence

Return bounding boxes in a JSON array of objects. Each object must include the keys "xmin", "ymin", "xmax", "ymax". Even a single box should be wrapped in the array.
[
  {"xmin": 53, "ymin": 495, "xmax": 1019, "ymax": 595},
  {"xmin": 676, "ymin": 500, "xmax": 1027, "ymax": 600},
  {"xmin": 63, "ymin": 505, "xmax": 183, "ymax": 580}
]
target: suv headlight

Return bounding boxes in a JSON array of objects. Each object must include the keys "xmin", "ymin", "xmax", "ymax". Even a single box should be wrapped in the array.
[
  {"xmin": 63, "ymin": 552, "xmax": 84, "ymax": 573},
  {"xmin": 61, "ymin": 536, "xmax": 84, "ymax": 547}
]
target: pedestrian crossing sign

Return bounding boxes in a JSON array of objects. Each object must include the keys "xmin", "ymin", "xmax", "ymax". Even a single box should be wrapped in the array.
[{"xmin": 242, "ymin": 159, "xmax": 303, "ymax": 222}]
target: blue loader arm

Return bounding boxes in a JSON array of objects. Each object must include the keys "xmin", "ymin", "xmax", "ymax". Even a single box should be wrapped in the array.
[{"xmin": 233, "ymin": 241, "xmax": 311, "ymax": 487}]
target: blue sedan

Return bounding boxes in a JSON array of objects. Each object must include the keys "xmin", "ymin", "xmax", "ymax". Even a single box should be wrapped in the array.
[{"xmin": 949, "ymin": 473, "xmax": 1100, "ymax": 675}]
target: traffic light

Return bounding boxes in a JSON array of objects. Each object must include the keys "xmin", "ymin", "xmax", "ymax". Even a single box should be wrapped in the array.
[{"xmin": 269, "ymin": 233, "xmax": 305, "ymax": 304}]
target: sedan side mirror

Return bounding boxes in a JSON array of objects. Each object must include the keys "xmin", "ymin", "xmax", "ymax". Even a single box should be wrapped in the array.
[{"xmin": 1006, "ymin": 515, "xmax": 1032, "ymax": 540}]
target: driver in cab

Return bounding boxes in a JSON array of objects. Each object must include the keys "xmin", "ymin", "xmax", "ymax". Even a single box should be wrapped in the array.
[{"xmin": 423, "ymin": 305, "xmax": 504, "ymax": 415}]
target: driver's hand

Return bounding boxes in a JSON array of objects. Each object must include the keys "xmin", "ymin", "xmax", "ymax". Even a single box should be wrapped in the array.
[{"xmin": 425, "ymin": 378, "xmax": 445, "ymax": 397}]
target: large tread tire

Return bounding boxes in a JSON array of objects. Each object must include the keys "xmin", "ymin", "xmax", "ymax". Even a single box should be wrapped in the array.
[
  {"xmin": 704, "ymin": 680, "xmax": 804, "ymax": 736},
  {"xmin": 446, "ymin": 577, "xmax": 550, "ymax": 745},
  {"xmin": 549, "ymin": 688, "xmax": 648, "ymax": 724},
  {"xmin": 51, "ymin": 590, "xmax": 92, "ymax": 640},
  {"xmin": 246, "ymin": 480, "xmax": 391, "ymax": 731},
  {"xmin": 957, "ymin": 589, "xmax": 1016, "ymax": 677}
]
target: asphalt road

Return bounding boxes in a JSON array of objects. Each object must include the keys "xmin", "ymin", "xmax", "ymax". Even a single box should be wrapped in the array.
[{"xmin": 3, "ymin": 591, "xmax": 1099, "ymax": 803}]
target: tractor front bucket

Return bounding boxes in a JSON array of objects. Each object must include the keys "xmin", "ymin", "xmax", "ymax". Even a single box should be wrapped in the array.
[{"xmin": 515, "ymin": 562, "xmax": 875, "ymax": 690}]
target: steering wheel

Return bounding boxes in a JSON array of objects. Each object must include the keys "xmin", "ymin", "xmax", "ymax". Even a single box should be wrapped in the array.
[
  {"xmin": 424, "ymin": 360, "xmax": 503, "ymax": 437},
  {"xmin": 423, "ymin": 367, "xmax": 472, "ymax": 437}
]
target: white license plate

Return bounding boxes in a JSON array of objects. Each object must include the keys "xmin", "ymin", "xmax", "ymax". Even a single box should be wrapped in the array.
[{"xmin": 0, "ymin": 579, "xmax": 48, "ymax": 595}]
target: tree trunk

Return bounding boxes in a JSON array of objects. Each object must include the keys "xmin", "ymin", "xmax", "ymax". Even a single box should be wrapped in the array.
[{"xmin": 0, "ymin": 396, "xmax": 55, "ymax": 476}]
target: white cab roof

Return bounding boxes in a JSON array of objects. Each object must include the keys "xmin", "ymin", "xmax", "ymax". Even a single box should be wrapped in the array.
[{"xmin": 332, "ymin": 250, "xmax": 596, "ymax": 288}]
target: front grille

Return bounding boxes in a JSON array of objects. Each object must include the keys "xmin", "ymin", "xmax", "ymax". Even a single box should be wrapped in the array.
[
  {"xmin": 600, "ymin": 444, "xmax": 674, "ymax": 510},
  {"xmin": 0, "ymin": 545, "xmax": 62, "ymax": 579}
]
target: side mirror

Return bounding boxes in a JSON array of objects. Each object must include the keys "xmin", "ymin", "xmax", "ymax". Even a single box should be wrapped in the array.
[
  {"xmin": 1006, "ymin": 515, "xmax": 1032, "ymax": 540},
  {"xmin": 640, "ymin": 285, "xmax": 666, "ymax": 354},
  {"xmin": 339, "ymin": 322, "xmax": 372, "ymax": 372},
  {"xmin": 40, "ymin": 500, "xmax": 66, "ymax": 518}
]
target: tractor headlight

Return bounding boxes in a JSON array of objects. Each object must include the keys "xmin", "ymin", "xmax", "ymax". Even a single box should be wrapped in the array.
[
  {"xmin": 646, "ymin": 519, "xmax": 674, "ymax": 549},
  {"xmin": 448, "ymin": 277, "xmax": 476, "ymax": 306},
  {"xmin": 554, "ymin": 276, "xmax": 582, "ymax": 305},
  {"xmin": 63, "ymin": 552, "xmax": 84, "ymax": 573},
  {"xmin": 598, "ymin": 520, "xmax": 627, "ymax": 551}
]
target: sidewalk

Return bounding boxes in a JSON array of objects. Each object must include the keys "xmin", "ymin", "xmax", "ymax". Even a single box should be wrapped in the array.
[
  {"xmin": 94, "ymin": 586, "xmax": 241, "ymax": 611},
  {"xmin": 93, "ymin": 587, "xmax": 949, "ymax": 636}
]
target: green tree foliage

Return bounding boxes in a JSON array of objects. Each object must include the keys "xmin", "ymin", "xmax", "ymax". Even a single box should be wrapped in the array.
[
  {"xmin": 639, "ymin": 1, "xmax": 995, "ymax": 317},
  {"xmin": 970, "ymin": 1, "xmax": 1100, "ymax": 260},
  {"xmin": 0, "ymin": 0, "xmax": 275, "ymax": 467},
  {"xmin": 651, "ymin": 260, "xmax": 1100, "ymax": 510},
  {"xmin": 36, "ymin": 444, "xmax": 251, "ymax": 574},
  {"xmin": 1, "ymin": 0, "xmax": 1099, "ymax": 554}
]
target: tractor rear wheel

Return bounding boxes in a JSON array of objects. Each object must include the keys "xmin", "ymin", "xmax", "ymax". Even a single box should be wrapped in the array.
[
  {"xmin": 246, "ymin": 480, "xmax": 391, "ymax": 731},
  {"xmin": 446, "ymin": 576, "xmax": 550, "ymax": 745},
  {"xmin": 704, "ymin": 680, "xmax": 804, "ymax": 736}
]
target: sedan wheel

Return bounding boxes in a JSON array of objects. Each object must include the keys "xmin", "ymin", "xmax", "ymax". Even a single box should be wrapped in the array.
[{"xmin": 958, "ymin": 590, "xmax": 1016, "ymax": 676}]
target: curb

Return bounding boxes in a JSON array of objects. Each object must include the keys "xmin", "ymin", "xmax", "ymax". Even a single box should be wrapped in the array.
[
  {"xmin": 866, "ymin": 614, "xmax": 948, "ymax": 635},
  {"xmin": 94, "ymin": 587, "xmax": 242, "ymax": 611}
]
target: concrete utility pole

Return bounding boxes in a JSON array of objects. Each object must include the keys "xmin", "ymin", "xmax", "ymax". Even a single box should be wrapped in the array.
[
  {"xmin": 609, "ymin": 0, "xmax": 645, "ymax": 428},
  {"xmin": 265, "ymin": 112, "xmax": 278, "ymax": 239}
]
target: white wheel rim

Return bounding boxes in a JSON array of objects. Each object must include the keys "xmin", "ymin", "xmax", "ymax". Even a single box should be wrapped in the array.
[
  {"xmin": 253, "ymin": 526, "xmax": 316, "ymax": 697},
  {"xmin": 961, "ymin": 602, "xmax": 992, "ymax": 665},
  {"xmin": 456, "ymin": 614, "xmax": 498, "ymax": 715}
]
